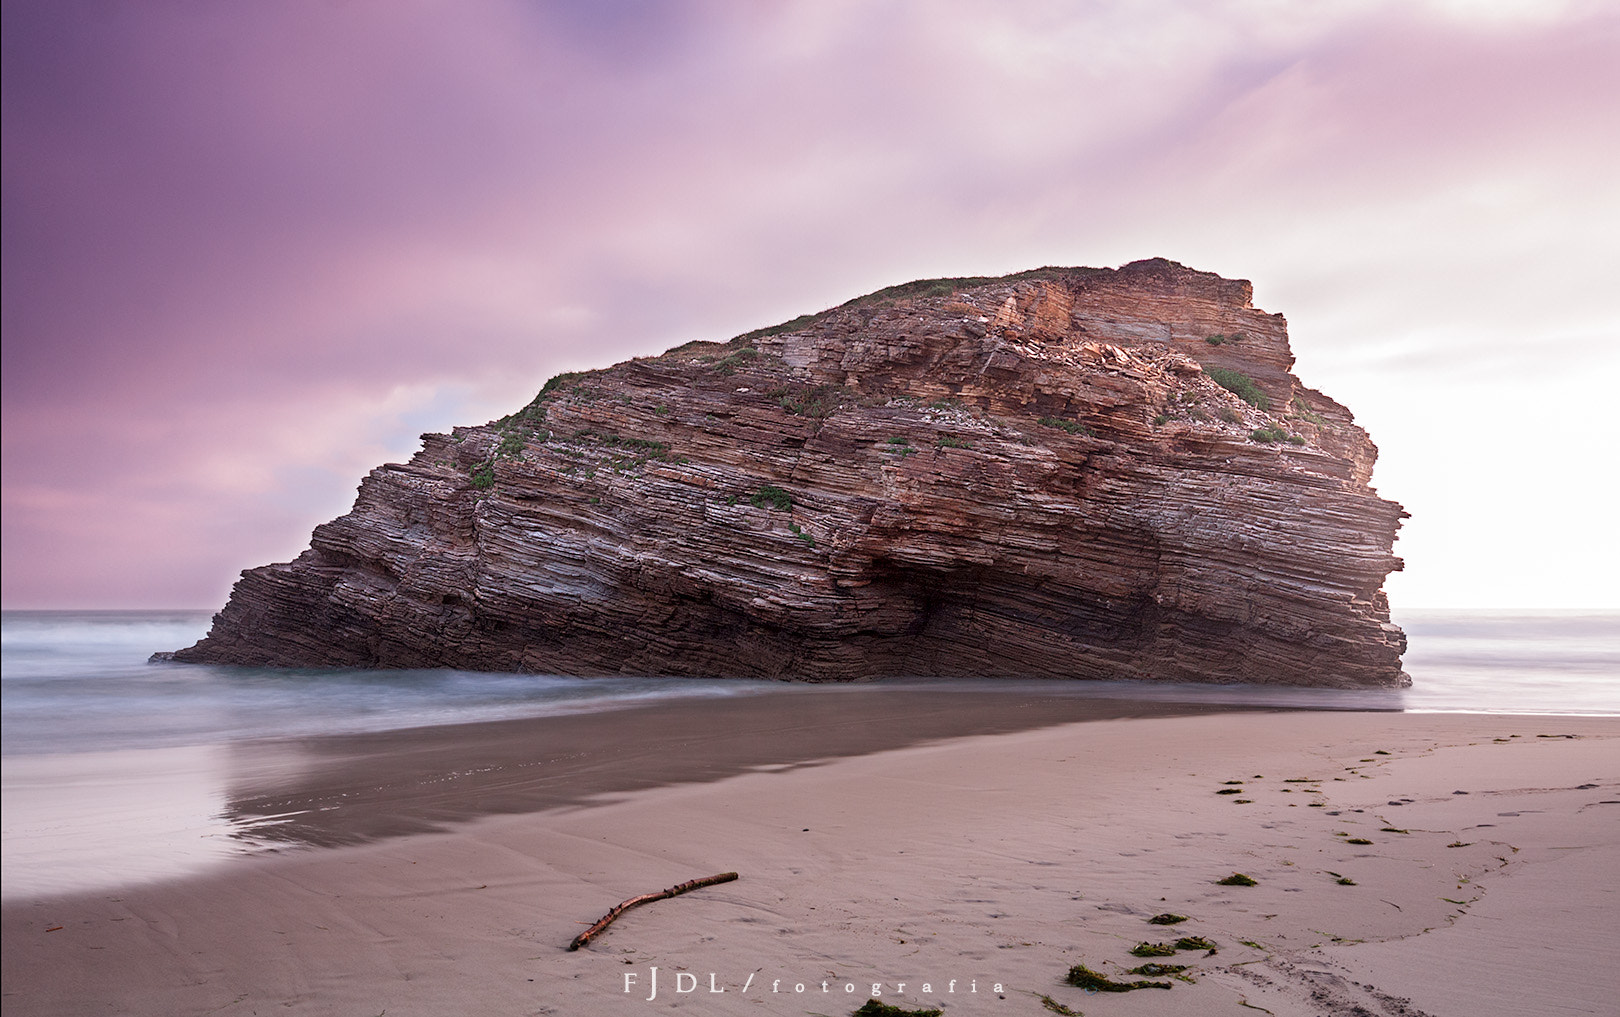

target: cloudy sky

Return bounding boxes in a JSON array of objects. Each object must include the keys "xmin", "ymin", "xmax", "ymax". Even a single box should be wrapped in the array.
[{"xmin": 4, "ymin": 0, "xmax": 1617, "ymax": 611}]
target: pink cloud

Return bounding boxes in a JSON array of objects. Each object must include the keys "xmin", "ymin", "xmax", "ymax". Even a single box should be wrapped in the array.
[{"xmin": 4, "ymin": 0, "xmax": 1617, "ymax": 607}]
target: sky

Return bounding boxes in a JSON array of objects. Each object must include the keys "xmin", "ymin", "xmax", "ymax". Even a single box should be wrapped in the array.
[{"xmin": 3, "ymin": 0, "xmax": 1617, "ymax": 611}]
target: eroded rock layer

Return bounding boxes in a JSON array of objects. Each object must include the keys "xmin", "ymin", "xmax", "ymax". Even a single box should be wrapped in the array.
[{"xmin": 174, "ymin": 259, "xmax": 1409, "ymax": 687}]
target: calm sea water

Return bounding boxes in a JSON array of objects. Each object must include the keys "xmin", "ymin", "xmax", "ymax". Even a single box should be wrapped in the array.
[{"xmin": 3, "ymin": 608, "xmax": 1616, "ymax": 897}]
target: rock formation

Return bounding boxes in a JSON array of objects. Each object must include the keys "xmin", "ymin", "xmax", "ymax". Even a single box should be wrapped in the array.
[{"xmin": 171, "ymin": 259, "xmax": 1409, "ymax": 687}]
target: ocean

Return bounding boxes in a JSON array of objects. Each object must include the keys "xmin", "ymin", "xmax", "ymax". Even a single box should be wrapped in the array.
[{"xmin": 4, "ymin": 608, "xmax": 1616, "ymax": 898}]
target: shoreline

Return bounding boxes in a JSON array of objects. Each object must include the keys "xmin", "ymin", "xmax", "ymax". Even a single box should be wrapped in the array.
[
  {"xmin": 5, "ymin": 686, "xmax": 1261, "ymax": 895},
  {"xmin": 4, "ymin": 708, "xmax": 1616, "ymax": 1016}
]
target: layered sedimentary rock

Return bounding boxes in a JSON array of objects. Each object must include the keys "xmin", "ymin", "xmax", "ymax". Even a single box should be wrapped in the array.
[{"xmin": 172, "ymin": 259, "xmax": 1409, "ymax": 687}]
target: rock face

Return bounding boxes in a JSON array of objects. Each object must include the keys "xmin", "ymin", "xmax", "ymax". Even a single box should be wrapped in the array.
[{"xmin": 173, "ymin": 259, "xmax": 1409, "ymax": 687}]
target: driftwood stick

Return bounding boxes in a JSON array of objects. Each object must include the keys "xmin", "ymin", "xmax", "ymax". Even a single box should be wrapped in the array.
[{"xmin": 567, "ymin": 872, "xmax": 739, "ymax": 951}]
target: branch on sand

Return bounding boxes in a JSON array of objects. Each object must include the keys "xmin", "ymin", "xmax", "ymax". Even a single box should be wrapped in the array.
[{"xmin": 567, "ymin": 872, "xmax": 739, "ymax": 951}]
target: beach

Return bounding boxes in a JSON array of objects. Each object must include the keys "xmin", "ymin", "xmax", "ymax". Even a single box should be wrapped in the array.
[{"xmin": 3, "ymin": 700, "xmax": 1615, "ymax": 1017}]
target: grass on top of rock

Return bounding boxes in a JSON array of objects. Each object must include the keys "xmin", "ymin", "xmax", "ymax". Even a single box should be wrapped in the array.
[
  {"xmin": 842, "ymin": 271, "xmax": 1048, "ymax": 307},
  {"xmin": 773, "ymin": 383, "xmax": 849, "ymax": 418},
  {"xmin": 712, "ymin": 346, "xmax": 760, "ymax": 375},
  {"xmin": 1037, "ymin": 416, "xmax": 1094, "ymax": 436},
  {"xmin": 734, "ymin": 315, "xmax": 822, "ymax": 344},
  {"xmin": 563, "ymin": 431, "xmax": 674, "ymax": 473},
  {"xmin": 496, "ymin": 430, "xmax": 530, "ymax": 456},
  {"xmin": 750, "ymin": 485, "xmax": 792, "ymax": 511},
  {"xmin": 494, "ymin": 403, "xmax": 551, "ymax": 433},
  {"xmin": 732, "ymin": 269, "xmax": 1062, "ymax": 346},
  {"xmin": 1065, "ymin": 963, "xmax": 1171, "ymax": 992},
  {"xmin": 937, "ymin": 434, "xmax": 974, "ymax": 449},
  {"xmin": 492, "ymin": 377, "xmax": 562, "ymax": 440},
  {"xmin": 1250, "ymin": 425, "xmax": 1306, "ymax": 445},
  {"xmin": 538, "ymin": 370, "xmax": 585, "ymax": 398},
  {"xmin": 1203, "ymin": 366, "xmax": 1271, "ymax": 410},
  {"xmin": 1291, "ymin": 394, "xmax": 1328, "ymax": 425}
]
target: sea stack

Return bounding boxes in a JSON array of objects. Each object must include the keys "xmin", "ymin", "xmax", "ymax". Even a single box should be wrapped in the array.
[{"xmin": 172, "ymin": 259, "xmax": 1409, "ymax": 687}]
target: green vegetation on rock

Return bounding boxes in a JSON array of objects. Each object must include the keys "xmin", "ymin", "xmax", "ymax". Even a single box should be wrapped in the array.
[
  {"xmin": 1291, "ymin": 394, "xmax": 1327, "ymax": 425},
  {"xmin": 1037, "ymin": 417, "xmax": 1094, "ymax": 436},
  {"xmin": 774, "ymin": 383, "xmax": 847, "ymax": 418},
  {"xmin": 1250, "ymin": 425, "xmax": 1305, "ymax": 445},
  {"xmin": 1204, "ymin": 367, "xmax": 1270, "ymax": 410},
  {"xmin": 751, "ymin": 485, "xmax": 792, "ymax": 511}
]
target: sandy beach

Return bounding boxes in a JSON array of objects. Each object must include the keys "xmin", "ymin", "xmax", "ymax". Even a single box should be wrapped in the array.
[{"xmin": 3, "ymin": 700, "xmax": 1615, "ymax": 1017}]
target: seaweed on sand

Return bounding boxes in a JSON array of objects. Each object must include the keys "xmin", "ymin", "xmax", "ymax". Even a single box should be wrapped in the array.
[
  {"xmin": 1128, "ymin": 963, "xmax": 1188, "ymax": 976},
  {"xmin": 851, "ymin": 1001, "xmax": 943, "ymax": 1017},
  {"xmin": 1064, "ymin": 964, "xmax": 1171, "ymax": 991}
]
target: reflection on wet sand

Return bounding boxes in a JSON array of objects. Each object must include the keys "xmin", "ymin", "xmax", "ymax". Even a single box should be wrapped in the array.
[{"xmin": 219, "ymin": 687, "xmax": 1250, "ymax": 851}]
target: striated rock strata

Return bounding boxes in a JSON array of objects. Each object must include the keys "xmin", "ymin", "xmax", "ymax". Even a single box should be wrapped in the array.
[{"xmin": 172, "ymin": 259, "xmax": 1409, "ymax": 687}]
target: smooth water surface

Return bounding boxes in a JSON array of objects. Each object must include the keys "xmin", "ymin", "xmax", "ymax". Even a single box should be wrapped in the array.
[{"xmin": 3, "ymin": 608, "xmax": 1615, "ymax": 897}]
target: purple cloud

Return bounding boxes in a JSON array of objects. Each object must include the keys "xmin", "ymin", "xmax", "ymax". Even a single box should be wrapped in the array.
[{"xmin": 5, "ymin": 0, "xmax": 1617, "ymax": 607}]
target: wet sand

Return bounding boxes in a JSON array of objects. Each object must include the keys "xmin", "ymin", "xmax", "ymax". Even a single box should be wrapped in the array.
[
  {"xmin": 3, "ymin": 702, "xmax": 1615, "ymax": 1017},
  {"xmin": 214, "ymin": 686, "xmax": 1236, "ymax": 849}
]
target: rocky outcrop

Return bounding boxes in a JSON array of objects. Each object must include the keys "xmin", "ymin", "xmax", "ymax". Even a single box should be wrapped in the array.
[{"xmin": 172, "ymin": 259, "xmax": 1409, "ymax": 687}]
